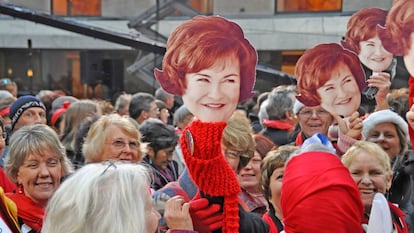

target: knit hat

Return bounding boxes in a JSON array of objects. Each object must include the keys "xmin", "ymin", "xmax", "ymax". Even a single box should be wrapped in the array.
[
  {"xmin": 362, "ymin": 109, "xmax": 408, "ymax": 144},
  {"xmin": 50, "ymin": 101, "xmax": 71, "ymax": 127},
  {"xmin": 10, "ymin": 95, "xmax": 46, "ymax": 130},
  {"xmin": 281, "ymin": 151, "xmax": 364, "ymax": 232},
  {"xmin": 293, "ymin": 99, "xmax": 305, "ymax": 115}
]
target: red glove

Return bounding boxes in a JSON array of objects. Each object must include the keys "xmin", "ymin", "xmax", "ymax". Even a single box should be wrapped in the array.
[{"xmin": 189, "ymin": 198, "xmax": 223, "ymax": 233}]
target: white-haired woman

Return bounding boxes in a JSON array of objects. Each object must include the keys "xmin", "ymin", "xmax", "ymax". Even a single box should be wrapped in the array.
[{"xmin": 42, "ymin": 161, "xmax": 195, "ymax": 233}]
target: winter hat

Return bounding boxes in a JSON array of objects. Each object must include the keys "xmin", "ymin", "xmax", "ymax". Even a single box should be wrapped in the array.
[
  {"xmin": 362, "ymin": 109, "xmax": 408, "ymax": 144},
  {"xmin": 50, "ymin": 101, "xmax": 71, "ymax": 127},
  {"xmin": 281, "ymin": 151, "xmax": 364, "ymax": 232},
  {"xmin": 0, "ymin": 90, "xmax": 16, "ymax": 114},
  {"xmin": 51, "ymin": 96, "xmax": 79, "ymax": 113},
  {"xmin": 0, "ymin": 90, "xmax": 13, "ymax": 101},
  {"xmin": 293, "ymin": 99, "xmax": 305, "ymax": 115},
  {"xmin": 10, "ymin": 95, "xmax": 45, "ymax": 130}
]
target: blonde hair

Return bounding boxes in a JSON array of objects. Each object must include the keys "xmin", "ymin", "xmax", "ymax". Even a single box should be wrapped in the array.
[
  {"xmin": 223, "ymin": 113, "xmax": 255, "ymax": 171},
  {"xmin": 5, "ymin": 124, "xmax": 73, "ymax": 183},
  {"xmin": 342, "ymin": 141, "xmax": 392, "ymax": 178},
  {"xmin": 83, "ymin": 114, "xmax": 142, "ymax": 163}
]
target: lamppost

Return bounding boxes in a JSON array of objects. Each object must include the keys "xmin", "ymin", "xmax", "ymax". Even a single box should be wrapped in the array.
[{"xmin": 27, "ymin": 68, "xmax": 33, "ymax": 95}]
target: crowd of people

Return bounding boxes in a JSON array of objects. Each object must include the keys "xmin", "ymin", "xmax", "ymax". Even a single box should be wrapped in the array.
[{"xmin": 0, "ymin": 2, "xmax": 413, "ymax": 233}]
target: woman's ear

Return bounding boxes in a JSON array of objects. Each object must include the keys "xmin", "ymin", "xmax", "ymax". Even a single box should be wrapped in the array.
[
  {"xmin": 285, "ymin": 111, "xmax": 294, "ymax": 120},
  {"xmin": 147, "ymin": 146, "xmax": 155, "ymax": 159},
  {"xmin": 154, "ymin": 68, "xmax": 182, "ymax": 96}
]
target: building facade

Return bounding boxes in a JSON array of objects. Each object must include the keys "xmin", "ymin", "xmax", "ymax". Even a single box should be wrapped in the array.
[{"xmin": 0, "ymin": 0, "xmax": 396, "ymax": 100}]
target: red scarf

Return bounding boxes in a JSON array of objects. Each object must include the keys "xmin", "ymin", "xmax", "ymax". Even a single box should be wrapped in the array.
[
  {"xmin": 262, "ymin": 119, "xmax": 293, "ymax": 131},
  {"xmin": 6, "ymin": 192, "xmax": 44, "ymax": 232}
]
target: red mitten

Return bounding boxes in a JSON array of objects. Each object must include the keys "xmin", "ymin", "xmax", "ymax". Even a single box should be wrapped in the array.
[{"xmin": 189, "ymin": 198, "xmax": 223, "ymax": 233}]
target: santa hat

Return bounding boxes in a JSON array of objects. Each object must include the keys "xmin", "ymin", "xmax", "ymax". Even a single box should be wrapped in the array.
[
  {"xmin": 362, "ymin": 109, "xmax": 408, "ymax": 143},
  {"xmin": 281, "ymin": 151, "xmax": 364, "ymax": 232}
]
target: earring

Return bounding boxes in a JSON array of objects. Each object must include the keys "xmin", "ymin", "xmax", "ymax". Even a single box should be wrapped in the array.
[{"xmin": 17, "ymin": 184, "xmax": 23, "ymax": 194}]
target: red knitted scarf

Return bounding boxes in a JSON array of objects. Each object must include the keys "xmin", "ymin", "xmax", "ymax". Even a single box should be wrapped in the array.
[{"xmin": 180, "ymin": 120, "xmax": 240, "ymax": 233}]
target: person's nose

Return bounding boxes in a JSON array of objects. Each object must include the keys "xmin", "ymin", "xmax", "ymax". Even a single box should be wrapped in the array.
[
  {"xmin": 207, "ymin": 81, "xmax": 224, "ymax": 99},
  {"xmin": 121, "ymin": 143, "xmax": 133, "ymax": 152},
  {"xmin": 310, "ymin": 110, "xmax": 319, "ymax": 119},
  {"xmin": 373, "ymin": 133, "xmax": 385, "ymax": 143},
  {"xmin": 336, "ymin": 86, "xmax": 347, "ymax": 98},
  {"xmin": 38, "ymin": 163, "xmax": 51, "ymax": 177},
  {"xmin": 34, "ymin": 113, "xmax": 43, "ymax": 123},
  {"xmin": 360, "ymin": 173, "xmax": 372, "ymax": 185},
  {"xmin": 375, "ymin": 44, "xmax": 389, "ymax": 56},
  {"xmin": 244, "ymin": 161, "xmax": 253, "ymax": 169}
]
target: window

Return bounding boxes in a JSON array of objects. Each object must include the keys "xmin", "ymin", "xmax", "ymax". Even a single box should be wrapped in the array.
[
  {"xmin": 276, "ymin": 0, "xmax": 342, "ymax": 13},
  {"xmin": 52, "ymin": 0, "xmax": 101, "ymax": 16}
]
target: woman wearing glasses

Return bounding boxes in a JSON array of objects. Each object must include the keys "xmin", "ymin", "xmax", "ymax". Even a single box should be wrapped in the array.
[
  {"xmin": 82, "ymin": 113, "xmax": 142, "ymax": 164},
  {"xmin": 292, "ymin": 99, "xmax": 363, "ymax": 154},
  {"xmin": 139, "ymin": 118, "xmax": 179, "ymax": 190}
]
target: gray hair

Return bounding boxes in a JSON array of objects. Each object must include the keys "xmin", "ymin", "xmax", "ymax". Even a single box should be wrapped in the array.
[
  {"xmin": 265, "ymin": 87, "xmax": 296, "ymax": 120},
  {"xmin": 129, "ymin": 92, "xmax": 155, "ymax": 119},
  {"xmin": 155, "ymin": 88, "xmax": 173, "ymax": 102},
  {"xmin": 42, "ymin": 161, "xmax": 151, "ymax": 233},
  {"xmin": 114, "ymin": 93, "xmax": 132, "ymax": 114},
  {"xmin": 173, "ymin": 105, "xmax": 192, "ymax": 126},
  {"xmin": 5, "ymin": 124, "xmax": 73, "ymax": 183}
]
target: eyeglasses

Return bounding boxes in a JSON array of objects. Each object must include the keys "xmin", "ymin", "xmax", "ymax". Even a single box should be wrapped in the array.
[
  {"xmin": 0, "ymin": 132, "xmax": 6, "ymax": 140},
  {"xmin": 107, "ymin": 139, "xmax": 140, "ymax": 150},
  {"xmin": 224, "ymin": 149, "xmax": 249, "ymax": 160},
  {"xmin": 298, "ymin": 109, "xmax": 330, "ymax": 119}
]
